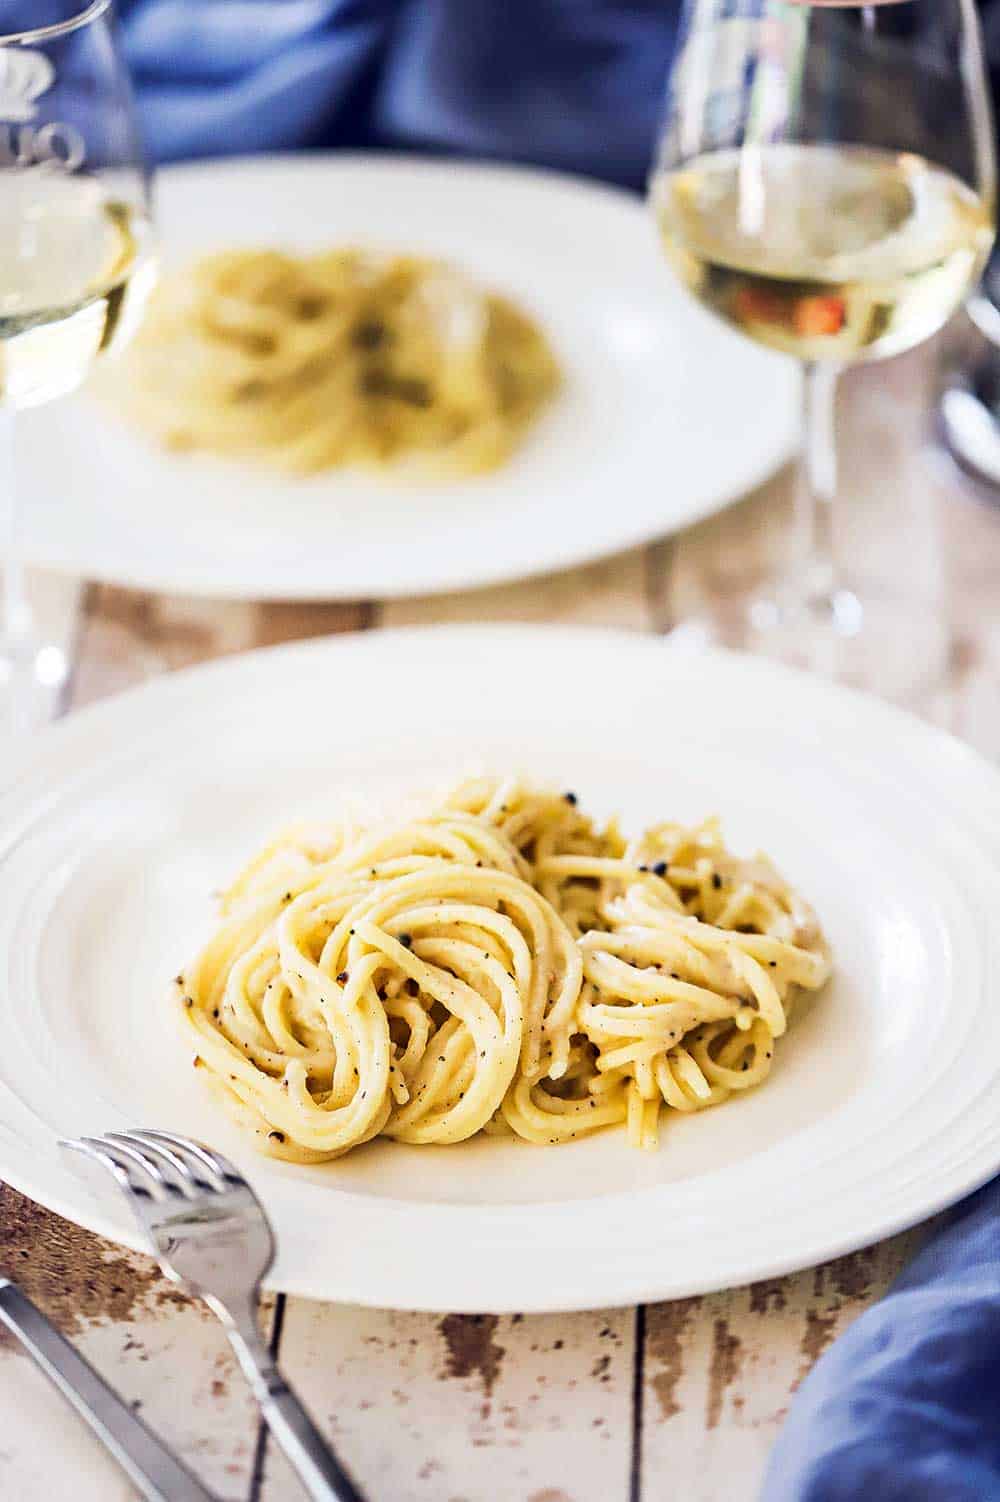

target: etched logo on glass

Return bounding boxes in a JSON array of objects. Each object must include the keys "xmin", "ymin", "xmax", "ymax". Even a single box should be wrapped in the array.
[
  {"xmin": 0, "ymin": 47, "xmax": 85, "ymax": 170},
  {"xmin": 0, "ymin": 47, "xmax": 54, "ymax": 122}
]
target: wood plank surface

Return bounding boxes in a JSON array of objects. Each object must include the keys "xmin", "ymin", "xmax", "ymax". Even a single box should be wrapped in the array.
[
  {"xmin": 637, "ymin": 1234, "xmax": 929, "ymax": 1502},
  {"xmin": 0, "ymin": 1181, "xmax": 274, "ymax": 1501},
  {"xmin": 260, "ymin": 1306, "xmax": 635, "ymax": 1502}
]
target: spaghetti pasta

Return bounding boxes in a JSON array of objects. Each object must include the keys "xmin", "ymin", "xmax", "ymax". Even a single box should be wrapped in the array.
[
  {"xmin": 174, "ymin": 778, "xmax": 831, "ymax": 1160},
  {"xmin": 109, "ymin": 248, "xmax": 561, "ymax": 476}
]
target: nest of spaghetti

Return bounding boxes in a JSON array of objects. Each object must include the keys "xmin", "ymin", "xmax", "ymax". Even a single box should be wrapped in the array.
[
  {"xmin": 109, "ymin": 247, "xmax": 560, "ymax": 476},
  {"xmin": 173, "ymin": 778, "xmax": 831, "ymax": 1160}
]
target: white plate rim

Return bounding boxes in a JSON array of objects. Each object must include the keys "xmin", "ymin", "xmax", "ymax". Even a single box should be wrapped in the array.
[
  {"xmin": 2, "ymin": 624, "xmax": 998, "ymax": 1312},
  {"xmin": 19, "ymin": 153, "xmax": 799, "ymax": 601}
]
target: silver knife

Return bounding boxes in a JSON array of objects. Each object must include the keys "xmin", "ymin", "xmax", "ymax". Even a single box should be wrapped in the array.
[{"xmin": 0, "ymin": 1278, "xmax": 216, "ymax": 1501}]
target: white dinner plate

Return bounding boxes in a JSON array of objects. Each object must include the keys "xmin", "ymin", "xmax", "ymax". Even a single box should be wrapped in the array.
[
  {"xmin": 17, "ymin": 155, "xmax": 797, "ymax": 600},
  {"xmin": 3, "ymin": 625, "xmax": 998, "ymax": 1313}
]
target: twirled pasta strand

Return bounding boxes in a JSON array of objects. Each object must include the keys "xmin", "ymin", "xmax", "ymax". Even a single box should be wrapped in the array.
[{"xmin": 174, "ymin": 779, "xmax": 831, "ymax": 1159}]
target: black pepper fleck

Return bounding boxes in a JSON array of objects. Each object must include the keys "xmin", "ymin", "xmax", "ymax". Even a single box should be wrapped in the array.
[
  {"xmin": 295, "ymin": 294, "xmax": 327, "ymax": 321},
  {"xmin": 351, "ymin": 318, "xmax": 387, "ymax": 350}
]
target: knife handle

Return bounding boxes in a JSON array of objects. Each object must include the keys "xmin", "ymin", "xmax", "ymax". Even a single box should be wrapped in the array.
[{"xmin": 0, "ymin": 1279, "xmax": 216, "ymax": 1502}]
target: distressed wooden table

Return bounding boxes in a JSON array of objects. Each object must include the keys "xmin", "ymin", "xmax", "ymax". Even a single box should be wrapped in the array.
[{"xmin": 2, "ymin": 343, "xmax": 999, "ymax": 1502}]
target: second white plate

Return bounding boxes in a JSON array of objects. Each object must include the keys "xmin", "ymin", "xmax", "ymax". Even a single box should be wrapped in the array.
[
  {"xmin": 19, "ymin": 154, "xmax": 798, "ymax": 600},
  {"xmin": 1, "ymin": 626, "xmax": 999, "ymax": 1311}
]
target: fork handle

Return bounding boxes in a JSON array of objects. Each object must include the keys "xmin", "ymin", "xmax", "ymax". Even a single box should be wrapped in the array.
[
  {"xmin": 223, "ymin": 1323, "xmax": 365, "ymax": 1502},
  {"xmin": 257, "ymin": 1378, "xmax": 366, "ymax": 1502}
]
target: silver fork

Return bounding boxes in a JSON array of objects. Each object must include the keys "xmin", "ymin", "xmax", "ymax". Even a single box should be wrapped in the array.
[{"xmin": 63, "ymin": 1129, "xmax": 366, "ymax": 1502}]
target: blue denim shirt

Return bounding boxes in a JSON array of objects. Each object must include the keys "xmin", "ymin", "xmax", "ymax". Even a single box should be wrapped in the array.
[
  {"xmin": 117, "ymin": 1, "xmax": 679, "ymax": 188},
  {"xmin": 117, "ymin": 1, "xmax": 1000, "ymax": 190}
]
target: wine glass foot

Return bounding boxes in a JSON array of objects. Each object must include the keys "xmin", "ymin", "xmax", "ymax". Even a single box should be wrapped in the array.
[
  {"xmin": 670, "ymin": 588, "xmax": 951, "ymax": 712},
  {"xmin": 0, "ymin": 637, "xmax": 69, "ymax": 732}
]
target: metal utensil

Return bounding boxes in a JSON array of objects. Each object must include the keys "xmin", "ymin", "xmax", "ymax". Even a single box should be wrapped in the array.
[
  {"xmin": 0, "ymin": 1278, "xmax": 216, "ymax": 1501},
  {"xmin": 939, "ymin": 350, "xmax": 1000, "ymax": 492},
  {"xmin": 939, "ymin": 254, "xmax": 1000, "ymax": 495},
  {"xmin": 63, "ymin": 1129, "xmax": 366, "ymax": 1502}
]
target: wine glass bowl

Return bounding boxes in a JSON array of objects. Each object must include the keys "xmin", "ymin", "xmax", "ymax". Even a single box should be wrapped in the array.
[
  {"xmin": 650, "ymin": 0, "xmax": 996, "ymax": 701},
  {"xmin": 653, "ymin": 143, "xmax": 992, "ymax": 366}
]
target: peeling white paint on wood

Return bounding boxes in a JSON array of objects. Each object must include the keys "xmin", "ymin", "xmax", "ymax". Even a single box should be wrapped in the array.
[
  {"xmin": 0, "ymin": 1347, "xmax": 139, "ymax": 1502},
  {"xmin": 0, "ymin": 1234, "xmax": 273, "ymax": 1502},
  {"xmin": 639, "ymin": 1233, "xmax": 928, "ymax": 1502},
  {"xmin": 261, "ymin": 1305, "xmax": 634, "ymax": 1502}
]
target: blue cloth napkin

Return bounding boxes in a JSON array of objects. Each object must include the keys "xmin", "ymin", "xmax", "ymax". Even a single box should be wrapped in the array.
[
  {"xmin": 117, "ymin": 0, "xmax": 678, "ymax": 188},
  {"xmin": 763, "ymin": 1178, "xmax": 1000, "ymax": 1501}
]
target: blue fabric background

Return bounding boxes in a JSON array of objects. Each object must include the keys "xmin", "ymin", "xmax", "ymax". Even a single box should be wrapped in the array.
[{"xmin": 116, "ymin": 0, "xmax": 679, "ymax": 188}]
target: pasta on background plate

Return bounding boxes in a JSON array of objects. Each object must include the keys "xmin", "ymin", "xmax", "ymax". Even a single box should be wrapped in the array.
[{"xmin": 107, "ymin": 248, "xmax": 561, "ymax": 477}]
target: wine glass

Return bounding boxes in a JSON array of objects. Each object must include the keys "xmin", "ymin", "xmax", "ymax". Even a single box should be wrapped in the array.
[
  {"xmin": 651, "ymin": 0, "xmax": 996, "ymax": 699},
  {"xmin": 0, "ymin": 1, "xmax": 155, "ymax": 728}
]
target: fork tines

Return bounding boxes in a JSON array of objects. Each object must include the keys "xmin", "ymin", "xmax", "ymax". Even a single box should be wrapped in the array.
[{"xmin": 63, "ymin": 1129, "xmax": 245, "ymax": 1200}]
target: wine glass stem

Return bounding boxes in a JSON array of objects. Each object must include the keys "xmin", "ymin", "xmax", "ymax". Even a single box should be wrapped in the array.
[
  {"xmin": 797, "ymin": 360, "xmax": 840, "ymax": 604},
  {"xmin": 0, "ymin": 405, "xmax": 30, "ymax": 653}
]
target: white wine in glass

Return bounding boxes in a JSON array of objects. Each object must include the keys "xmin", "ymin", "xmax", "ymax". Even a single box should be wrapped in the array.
[
  {"xmin": 0, "ymin": 2, "xmax": 155, "ymax": 726},
  {"xmin": 651, "ymin": 0, "xmax": 996, "ymax": 698},
  {"xmin": 0, "ymin": 176, "xmax": 153, "ymax": 406}
]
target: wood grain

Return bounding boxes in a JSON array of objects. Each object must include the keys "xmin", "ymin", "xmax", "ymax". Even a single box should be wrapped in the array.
[
  {"xmin": 70, "ymin": 586, "xmax": 371, "ymax": 707},
  {"xmin": 380, "ymin": 548, "xmax": 653, "ymax": 632},
  {"xmin": 260, "ymin": 1307, "xmax": 635, "ymax": 1502},
  {"xmin": 638, "ymin": 1234, "xmax": 929, "ymax": 1502},
  {"xmin": 0, "ymin": 1185, "xmax": 276, "ymax": 1502}
]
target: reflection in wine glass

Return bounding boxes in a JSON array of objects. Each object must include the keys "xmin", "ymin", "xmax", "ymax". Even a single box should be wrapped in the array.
[
  {"xmin": 0, "ymin": 2, "xmax": 155, "ymax": 728},
  {"xmin": 651, "ymin": 0, "xmax": 996, "ymax": 700}
]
